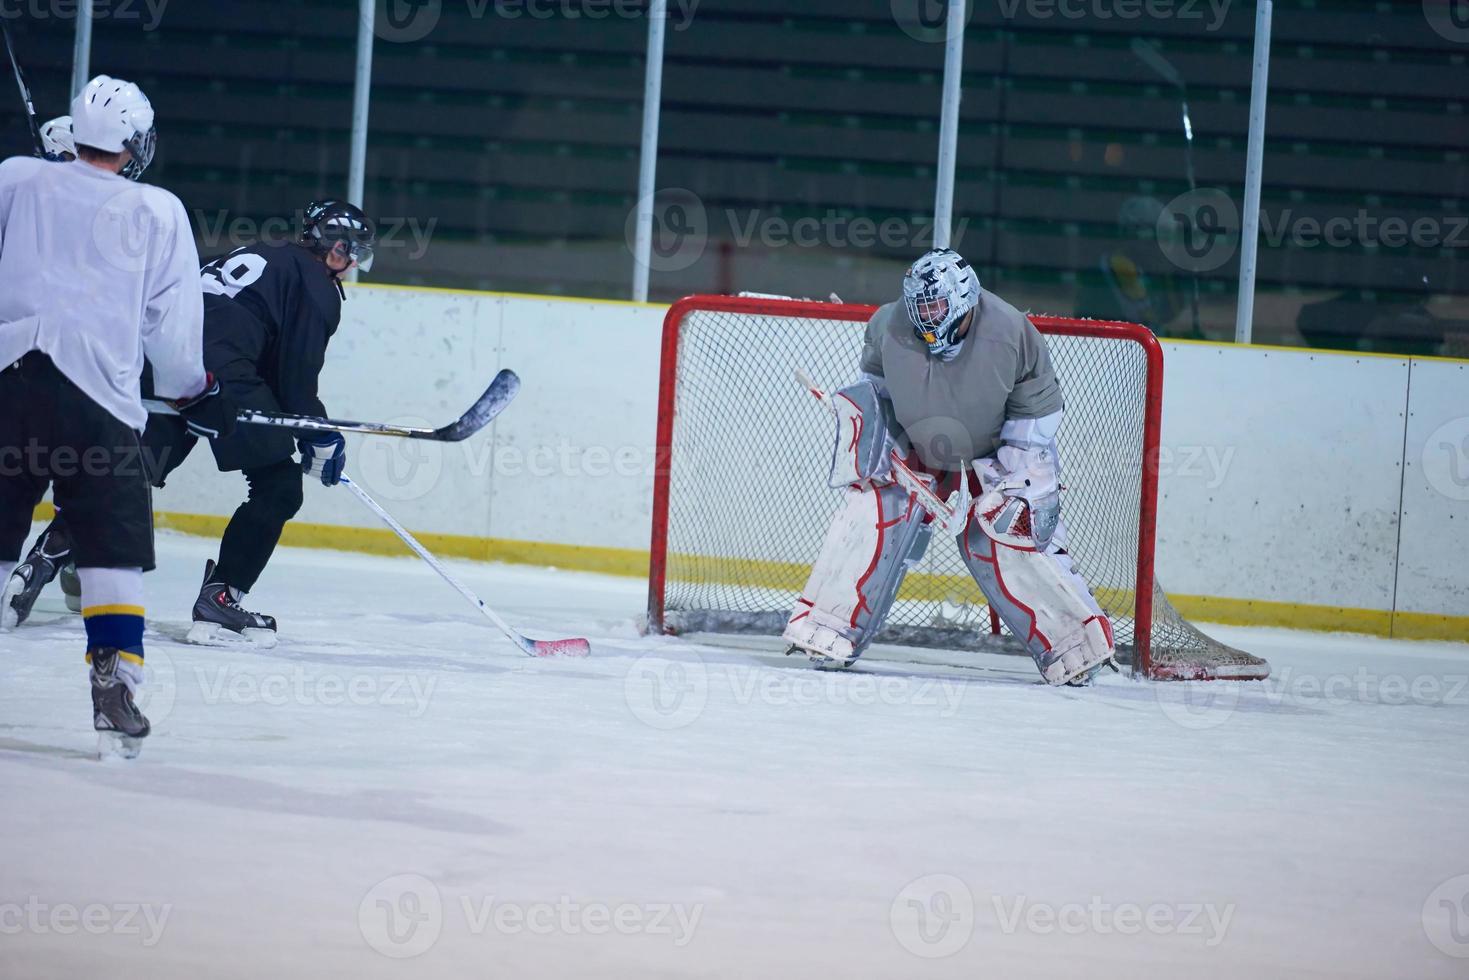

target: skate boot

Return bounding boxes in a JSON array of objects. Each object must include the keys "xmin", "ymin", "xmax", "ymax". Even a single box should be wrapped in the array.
[
  {"xmin": 90, "ymin": 648, "xmax": 150, "ymax": 759},
  {"xmin": 186, "ymin": 560, "xmax": 278, "ymax": 648},
  {"xmin": 59, "ymin": 562, "xmax": 82, "ymax": 613},
  {"xmin": 1, "ymin": 521, "xmax": 73, "ymax": 629}
]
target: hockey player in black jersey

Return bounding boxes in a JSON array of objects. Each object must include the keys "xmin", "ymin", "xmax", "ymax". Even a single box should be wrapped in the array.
[{"xmin": 4, "ymin": 201, "xmax": 376, "ymax": 648}]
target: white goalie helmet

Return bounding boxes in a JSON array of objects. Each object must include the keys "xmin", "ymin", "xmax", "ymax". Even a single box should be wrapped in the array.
[
  {"xmin": 902, "ymin": 247, "xmax": 981, "ymax": 356},
  {"xmin": 70, "ymin": 74, "xmax": 156, "ymax": 180},
  {"xmin": 39, "ymin": 115, "xmax": 76, "ymax": 159}
]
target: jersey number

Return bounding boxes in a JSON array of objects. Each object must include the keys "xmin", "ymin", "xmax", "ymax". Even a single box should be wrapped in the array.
[{"xmin": 203, "ymin": 251, "xmax": 268, "ymax": 298}]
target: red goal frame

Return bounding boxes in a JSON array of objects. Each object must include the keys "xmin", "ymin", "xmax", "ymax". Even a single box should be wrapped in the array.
[{"xmin": 646, "ymin": 294, "xmax": 1167, "ymax": 678}]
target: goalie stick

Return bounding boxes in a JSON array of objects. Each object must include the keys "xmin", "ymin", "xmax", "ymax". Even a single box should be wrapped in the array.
[
  {"xmin": 1, "ymin": 20, "xmax": 44, "ymax": 157},
  {"xmin": 794, "ymin": 368, "xmax": 970, "ymax": 536},
  {"xmin": 144, "ymin": 369, "xmax": 521, "ymax": 442},
  {"xmin": 340, "ymin": 476, "xmax": 592, "ymax": 659}
]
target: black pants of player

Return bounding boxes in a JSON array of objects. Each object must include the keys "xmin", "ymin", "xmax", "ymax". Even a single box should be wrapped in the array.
[
  {"xmin": 0, "ymin": 353, "xmax": 155, "ymax": 570},
  {"xmin": 141, "ymin": 416, "xmax": 305, "ymax": 594}
]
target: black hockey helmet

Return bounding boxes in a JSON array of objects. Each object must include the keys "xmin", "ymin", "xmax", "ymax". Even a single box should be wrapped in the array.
[{"xmin": 302, "ymin": 200, "xmax": 377, "ymax": 273}]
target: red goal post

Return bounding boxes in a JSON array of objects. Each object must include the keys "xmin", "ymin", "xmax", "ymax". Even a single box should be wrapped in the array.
[{"xmin": 646, "ymin": 294, "xmax": 1268, "ymax": 682}]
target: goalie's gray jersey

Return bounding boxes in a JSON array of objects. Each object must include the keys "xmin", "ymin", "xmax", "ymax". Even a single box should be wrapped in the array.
[{"xmin": 859, "ymin": 289, "xmax": 1063, "ymax": 473}]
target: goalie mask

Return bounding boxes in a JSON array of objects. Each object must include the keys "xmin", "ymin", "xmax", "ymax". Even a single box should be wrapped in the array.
[
  {"xmin": 902, "ymin": 247, "xmax": 980, "ymax": 356},
  {"xmin": 303, "ymin": 200, "xmax": 377, "ymax": 274}
]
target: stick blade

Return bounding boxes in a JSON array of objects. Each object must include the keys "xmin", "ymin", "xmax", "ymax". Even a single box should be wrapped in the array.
[
  {"xmin": 527, "ymin": 637, "xmax": 592, "ymax": 658},
  {"xmin": 433, "ymin": 369, "xmax": 522, "ymax": 441}
]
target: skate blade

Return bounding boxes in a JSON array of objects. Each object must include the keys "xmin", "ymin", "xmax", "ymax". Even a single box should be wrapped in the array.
[
  {"xmin": 0, "ymin": 574, "xmax": 23, "ymax": 630},
  {"xmin": 97, "ymin": 731, "xmax": 144, "ymax": 760},
  {"xmin": 186, "ymin": 621, "xmax": 279, "ymax": 649}
]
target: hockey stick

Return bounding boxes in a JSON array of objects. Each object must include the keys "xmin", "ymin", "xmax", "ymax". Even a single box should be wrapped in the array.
[
  {"xmin": 340, "ymin": 476, "xmax": 591, "ymax": 659},
  {"xmin": 143, "ymin": 369, "xmax": 521, "ymax": 442},
  {"xmin": 794, "ymin": 368, "xmax": 970, "ymax": 536},
  {"xmin": 1, "ymin": 19, "xmax": 44, "ymax": 157}
]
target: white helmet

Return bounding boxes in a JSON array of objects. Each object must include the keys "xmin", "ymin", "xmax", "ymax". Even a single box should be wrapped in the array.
[
  {"xmin": 39, "ymin": 115, "xmax": 76, "ymax": 159},
  {"xmin": 902, "ymin": 247, "xmax": 981, "ymax": 356},
  {"xmin": 70, "ymin": 74, "xmax": 156, "ymax": 180}
]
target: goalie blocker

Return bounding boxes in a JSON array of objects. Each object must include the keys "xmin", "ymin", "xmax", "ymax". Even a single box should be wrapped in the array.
[{"xmin": 783, "ymin": 380, "xmax": 1116, "ymax": 685}]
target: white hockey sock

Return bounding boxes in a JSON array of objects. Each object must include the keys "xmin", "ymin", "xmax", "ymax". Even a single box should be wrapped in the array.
[{"xmin": 79, "ymin": 567, "xmax": 147, "ymax": 692}]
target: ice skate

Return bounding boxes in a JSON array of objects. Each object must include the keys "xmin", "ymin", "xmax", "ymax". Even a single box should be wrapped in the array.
[
  {"xmin": 186, "ymin": 560, "xmax": 278, "ymax": 648},
  {"xmin": 1, "ymin": 522, "xmax": 73, "ymax": 629},
  {"xmin": 90, "ymin": 648, "xmax": 149, "ymax": 760}
]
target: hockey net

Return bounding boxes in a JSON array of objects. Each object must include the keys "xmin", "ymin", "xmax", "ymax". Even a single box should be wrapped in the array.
[{"xmin": 647, "ymin": 295, "xmax": 1269, "ymax": 681}]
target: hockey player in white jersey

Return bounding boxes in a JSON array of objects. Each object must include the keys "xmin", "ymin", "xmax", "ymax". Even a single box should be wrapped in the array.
[
  {"xmin": 783, "ymin": 248, "xmax": 1117, "ymax": 686},
  {"xmin": 40, "ymin": 115, "xmax": 76, "ymax": 160},
  {"xmin": 0, "ymin": 75, "xmax": 236, "ymax": 753}
]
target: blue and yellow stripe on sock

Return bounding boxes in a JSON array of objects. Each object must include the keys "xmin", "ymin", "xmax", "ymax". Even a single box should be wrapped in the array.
[{"xmin": 82, "ymin": 604, "xmax": 145, "ymax": 666}]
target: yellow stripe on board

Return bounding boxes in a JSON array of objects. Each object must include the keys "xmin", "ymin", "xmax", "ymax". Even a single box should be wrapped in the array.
[{"xmin": 30, "ymin": 503, "xmax": 1469, "ymax": 644}]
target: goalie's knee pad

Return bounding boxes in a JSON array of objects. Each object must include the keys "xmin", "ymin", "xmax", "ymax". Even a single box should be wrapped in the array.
[
  {"xmin": 959, "ymin": 493, "xmax": 1115, "ymax": 685},
  {"xmin": 783, "ymin": 481, "xmax": 931, "ymax": 666}
]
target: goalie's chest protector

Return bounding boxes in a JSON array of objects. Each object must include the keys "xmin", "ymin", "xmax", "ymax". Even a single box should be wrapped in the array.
[{"xmin": 863, "ymin": 293, "xmax": 1064, "ymax": 474}]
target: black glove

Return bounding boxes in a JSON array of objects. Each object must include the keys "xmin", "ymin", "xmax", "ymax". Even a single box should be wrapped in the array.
[
  {"xmin": 171, "ymin": 374, "xmax": 238, "ymax": 439},
  {"xmin": 299, "ymin": 432, "xmax": 346, "ymax": 487}
]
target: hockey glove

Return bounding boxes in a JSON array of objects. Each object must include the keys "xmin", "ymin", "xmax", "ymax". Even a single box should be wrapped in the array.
[
  {"xmin": 171, "ymin": 374, "xmax": 238, "ymax": 440},
  {"xmin": 299, "ymin": 432, "xmax": 346, "ymax": 487}
]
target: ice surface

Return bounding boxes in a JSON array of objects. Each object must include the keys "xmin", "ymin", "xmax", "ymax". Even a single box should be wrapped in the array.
[{"xmin": 3, "ymin": 527, "xmax": 1467, "ymax": 979}]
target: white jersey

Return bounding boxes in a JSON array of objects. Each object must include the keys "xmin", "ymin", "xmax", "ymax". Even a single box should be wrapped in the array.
[{"xmin": 0, "ymin": 156, "xmax": 205, "ymax": 431}]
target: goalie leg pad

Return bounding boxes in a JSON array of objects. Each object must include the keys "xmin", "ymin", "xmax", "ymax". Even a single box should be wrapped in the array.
[
  {"xmin": 783, "ymin": 481, "xmax": 931, "ymax": 665},
  {"xmin": 959, "ymin": 507, "xmax": 1115, "ymax": 686}
]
